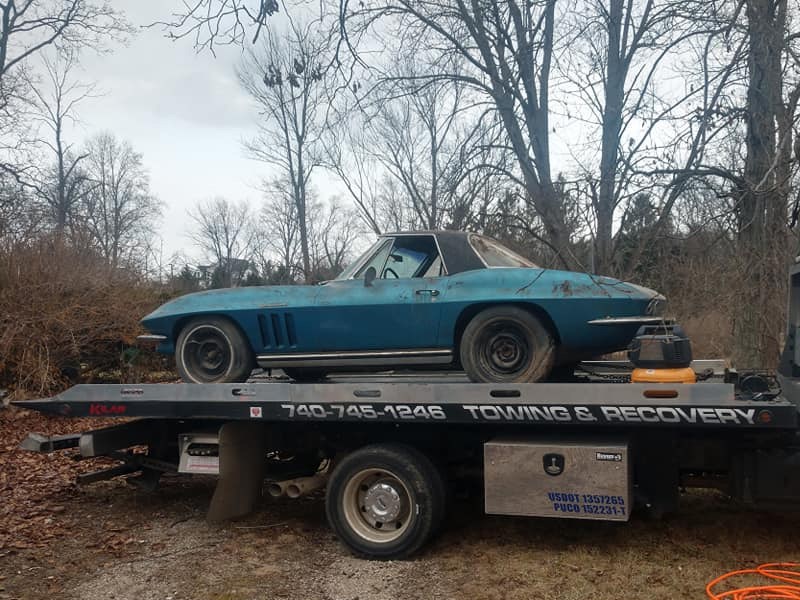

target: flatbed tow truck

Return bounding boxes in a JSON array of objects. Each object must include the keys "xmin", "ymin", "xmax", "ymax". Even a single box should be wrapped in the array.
[{"xmin": 12, "ymin": 264, "xmax": 800, "ymax": 559}]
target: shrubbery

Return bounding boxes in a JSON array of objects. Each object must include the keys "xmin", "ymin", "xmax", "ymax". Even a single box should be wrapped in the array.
[{"xmin": 0, "ymin": 236, "xmax": 171, "ymax": 400}]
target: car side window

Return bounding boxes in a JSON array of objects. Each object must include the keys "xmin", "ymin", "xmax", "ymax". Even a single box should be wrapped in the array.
[
  {"xmin": 382, "ymin": 236, "xmax": 441, "ymax": 279},
  {"xmin": 383, "ymin": 247, "xmax": 424, "ymax": 278}
]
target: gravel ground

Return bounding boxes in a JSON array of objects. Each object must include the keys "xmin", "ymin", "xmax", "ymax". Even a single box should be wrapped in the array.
[{"xmin": 3, "ymin": 408, "xmax": 800, "ymax": 600}]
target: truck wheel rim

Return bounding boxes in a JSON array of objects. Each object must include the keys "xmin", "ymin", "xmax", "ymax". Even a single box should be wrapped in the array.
[
  {"xmin": 342, "ymin": 468, "xmax": 413, "ymax": 544},
  {"xmin": 181, "ymin": 325, "xmax": 233, "ymax": 382}
]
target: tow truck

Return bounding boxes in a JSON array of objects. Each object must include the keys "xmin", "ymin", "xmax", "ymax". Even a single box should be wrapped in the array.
[{"xmin": 13, "ymin": 264, "xmax": 800, "ymax": 559}]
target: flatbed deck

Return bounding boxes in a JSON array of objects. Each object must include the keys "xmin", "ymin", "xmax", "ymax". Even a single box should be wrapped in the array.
[{"xmin": 14, "ymin": 369, "xmax": 796, "ymax": 430}]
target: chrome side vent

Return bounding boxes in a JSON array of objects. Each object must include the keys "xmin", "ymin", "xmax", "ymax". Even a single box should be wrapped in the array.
[{"xmin": 258, "ymin": 312, "xmax": 298, "ymax": 349}]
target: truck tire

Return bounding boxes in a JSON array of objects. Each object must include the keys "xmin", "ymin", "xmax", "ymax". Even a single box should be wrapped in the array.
[
  {"xmin": 175, "ymin": 316, "xmax": 254, "ymax": 383},
  {"xmin": 325, "ymin": 443, "xmax": 445, "ymax": 560},
  {"xmin": 460, "ymin": 306, "xmax": 555, "ymax": 383}
]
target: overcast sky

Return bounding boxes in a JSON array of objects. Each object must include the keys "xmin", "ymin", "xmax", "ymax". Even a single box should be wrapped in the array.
[
  {"xmin": 64, "ymin": 1, "xmax": 598, "ymax": 270},
  {"xmin": 70, "ymin": 1, "xmax": 263, "ymax": 264}
]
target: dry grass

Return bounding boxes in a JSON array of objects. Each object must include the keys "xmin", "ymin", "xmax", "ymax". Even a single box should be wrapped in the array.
[{"xmin": 644, "ymin": 249, "xmax": 739, "ymax": 363}]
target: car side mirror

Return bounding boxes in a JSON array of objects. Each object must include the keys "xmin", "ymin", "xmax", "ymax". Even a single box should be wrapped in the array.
[{"xmin": 364, "ymin": 266, "xmax": 376, "ymax": 287}]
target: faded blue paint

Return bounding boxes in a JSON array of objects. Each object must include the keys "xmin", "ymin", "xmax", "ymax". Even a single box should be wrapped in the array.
[
  {"xmin": 141, "ymin": 266, "xmax": 658, "ymax": 363},
  {"xmin": 435, "ymin": 268, "xmax": 650, "ymax": 353}
]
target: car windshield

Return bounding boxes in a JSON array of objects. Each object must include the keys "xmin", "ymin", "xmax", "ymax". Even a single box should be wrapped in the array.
[{"xmin": 469, "ymin": 234, "xmax": 538, "ymax": 268}]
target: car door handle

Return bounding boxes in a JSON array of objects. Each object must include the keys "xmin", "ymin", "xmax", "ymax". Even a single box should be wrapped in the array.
[{"xmin": 416, "ymin": 289, "xmax": 440, "ymax": 296}]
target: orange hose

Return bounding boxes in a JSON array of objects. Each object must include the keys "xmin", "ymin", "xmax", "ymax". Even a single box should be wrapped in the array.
[{"xmin": 707, "ymin": 564, "xmax": 800, "ymax": 599}]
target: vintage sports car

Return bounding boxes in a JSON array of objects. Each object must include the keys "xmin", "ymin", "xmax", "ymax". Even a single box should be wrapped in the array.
[{"xmin": 140, "ymin": 231, "xmax": 665, "ymax": 384}]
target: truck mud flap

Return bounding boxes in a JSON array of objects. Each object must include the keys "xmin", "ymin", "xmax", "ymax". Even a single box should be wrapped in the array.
[{"xmin": 207, "ymin": 422, "xmax": 268, "ymax": 522}]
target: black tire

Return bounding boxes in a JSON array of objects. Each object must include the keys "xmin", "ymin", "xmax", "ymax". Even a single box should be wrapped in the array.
[
  {"xmin": 282, "ymin": 368, "xmax": 327, "ymax": 382},
  {"xmin": 460, "ymin": 306, "xmax": 555, "ymax": 383},
  {"xmin": 175, "ymin": 316, "xmax": 254, "ymax": 383},
  {"xmin": 325, "ymin": 443, "xmax": 446, "ymax": 560}
]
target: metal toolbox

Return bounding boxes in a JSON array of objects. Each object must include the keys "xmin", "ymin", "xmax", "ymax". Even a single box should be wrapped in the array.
[{"xmin": 484, "ymin": 437, "xmax": 631, "ymax": 521}]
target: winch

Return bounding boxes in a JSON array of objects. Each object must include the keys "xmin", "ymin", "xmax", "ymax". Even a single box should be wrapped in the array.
[{"xmin": 628, "ymin": 323, "xmax": 696, "ymax": 383}]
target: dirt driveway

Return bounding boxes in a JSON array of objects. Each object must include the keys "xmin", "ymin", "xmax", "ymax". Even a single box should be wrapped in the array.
[{"xmin": 2, "ymin": 408, "xmax": 799, "ymax": 600}]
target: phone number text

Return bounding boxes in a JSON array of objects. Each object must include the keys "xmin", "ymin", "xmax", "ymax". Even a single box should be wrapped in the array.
[{"xmin": 280, "ymin": 403, "xmax": 446, "ymax": 420}]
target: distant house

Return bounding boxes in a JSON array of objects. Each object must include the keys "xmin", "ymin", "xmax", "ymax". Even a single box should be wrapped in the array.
[
  {"xmin": 196, "ymin": 264, "xmax": 214, "ymax": 286},
  {"xmin": 194, "ymin": 258, "xmax": 255, "ymax": 289}
]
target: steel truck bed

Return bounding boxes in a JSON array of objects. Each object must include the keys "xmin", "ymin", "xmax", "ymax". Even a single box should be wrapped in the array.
[{"xmin": 14, "ymin": 372, "xmax": 796, "ymax": 429}]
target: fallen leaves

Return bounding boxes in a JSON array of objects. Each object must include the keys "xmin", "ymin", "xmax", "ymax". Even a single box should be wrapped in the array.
[{"xmin": 0, "ymin": 407, "xmax": 118, "ymax": 553}]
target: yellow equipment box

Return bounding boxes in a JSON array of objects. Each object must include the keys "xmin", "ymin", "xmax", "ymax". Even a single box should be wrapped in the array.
[{"xmin": 631, "ymin": 367, "xmax": 697, "ymax": 384}]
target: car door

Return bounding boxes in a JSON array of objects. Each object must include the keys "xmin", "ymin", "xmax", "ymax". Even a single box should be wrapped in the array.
[{"xmin": 313, "ymin": 236, "xmax": 447, "ymax": 351}]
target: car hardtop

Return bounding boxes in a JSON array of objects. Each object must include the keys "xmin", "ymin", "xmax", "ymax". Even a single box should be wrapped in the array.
[{"xmin": 367, "ymin": 230, "xmax": 537, "ymax": 277}]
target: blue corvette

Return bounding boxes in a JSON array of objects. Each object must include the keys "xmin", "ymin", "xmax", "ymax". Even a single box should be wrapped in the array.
[{"xmin": 140, "ymin": 231, "xmax": 665, "ymax": 383}]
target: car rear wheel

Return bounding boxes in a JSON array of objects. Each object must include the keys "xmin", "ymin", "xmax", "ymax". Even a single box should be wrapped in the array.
[
  {"xmin": 460, "ymin": 306, "xmax": 555, "ymax": 383},
  {"xmin": 175, "ymin": 317, "xmax": 254, "ymax": 383},
  {"xmin": 282, "ymin": 368, "xmax": 328, "ymax": 382}
]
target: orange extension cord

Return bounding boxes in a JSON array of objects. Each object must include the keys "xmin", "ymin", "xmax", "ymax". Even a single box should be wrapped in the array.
[{"xmin": 707, "ymin": 563, "xmax": 800, "ymax": 599}]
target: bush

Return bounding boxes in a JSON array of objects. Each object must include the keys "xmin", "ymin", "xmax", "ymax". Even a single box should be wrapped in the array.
[{"xmin": 0, "ymin": 236, "xmax": 169, "ymax": 399}]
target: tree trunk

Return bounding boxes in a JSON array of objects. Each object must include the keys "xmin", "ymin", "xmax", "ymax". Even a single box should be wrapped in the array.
[
  {"xmin": 295, "ymin": 178, "xmax": 311, "ymax": 281},
  {"xmin": 733, "ymin": 0, "xmax": 787, "ymax": 369},
  {"xmin": 595, "ymin": 0, "xmax": 626, "ymax": 276},
  {"xmin": 55, "ymin": 118, "xmax": 67, "ymax": 232}
]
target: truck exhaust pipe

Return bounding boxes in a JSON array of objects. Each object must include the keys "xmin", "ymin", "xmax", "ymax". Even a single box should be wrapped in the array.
[
  {"xmin": 267, "ymin": 473, "xmax": 328, "ymax": 499},
  {"xmin": 285, "ymin": 473, "xmax": 327, "ymax": 498},
  {"xmin": 267, "ymin": 481, "xmax": 287, "ymax": 498}
]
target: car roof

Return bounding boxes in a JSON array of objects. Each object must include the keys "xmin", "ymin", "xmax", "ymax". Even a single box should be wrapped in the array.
[{"xmin": 379, "ymin": 230, "xmax": 486, "ymax": 275}]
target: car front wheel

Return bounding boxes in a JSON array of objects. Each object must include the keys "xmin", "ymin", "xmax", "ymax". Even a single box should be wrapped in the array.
[
  {"xmin": 460, "ymin": 306, "xmax": 555, "ymax": 383},
  {"xmin": 175, "ymin": 316, "xmax": 254, "ymax": 383}
]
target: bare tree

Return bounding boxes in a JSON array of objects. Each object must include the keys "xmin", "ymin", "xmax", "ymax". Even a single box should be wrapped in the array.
[
  {"xmin": 363, "ymin": 61, "xmax": 469, "ymax": 230},
  {"xmin": 326, "ymin": 58, "xmax": 511, "ymax": 236},
  {"xmin": 623, "ymin": 0, "xmax": 800, "ymax": 367},
  {"xmin": 81, "ymin": 133, "xmax": 160, "ymax": 267},
  {"xmin": 189, "ymin": 197, "xmax": 252, "ymax": 288},
  {"xmin": 251, "ymin": 178, "xmax": 301, "ymax": 283},
  {"xmin": 345, "ymin": 0, "xmax": 578, "ymax": 268},
  {"xmin": 449, "ymin": 113, "xmax": 518, "ymax": 231},
  {"xmin": 0, "ymin": 0, "xmax": 129, "ymax": 80},
  {"xmin": 156, "ymin": 0, "xmax": 279, "ymax": 52},
  {"xmin": 24, "ymin": 51, "xmax": 95, "ymax": 233},
  {"xmin": 324, "ymin": 108, "xmax": 391, "ymax": 235},
  {"xmin": 0, "ymin": 0, "xmax": 128, "ymax": 192},
  {"xmin": 729, "ymin": 0, "xmax": 798, "ymax": 368},
  {"xmin": 559, "ymin": 0, "xmax": 719, "ymax": 274},
  {"xmin": 619, "ymin": 0, "xmax": 800, "ymax": 367},
  {"xmin": 238, "ymin": 17, "xmax": 329, "ymax": 280},
  {"xmin": 0, "ymin": 173, "xmax": 40, "ymax": 244},
  {"xmin": 307, "ymin": 195, "xmax": 359, "ymax": 281}
]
